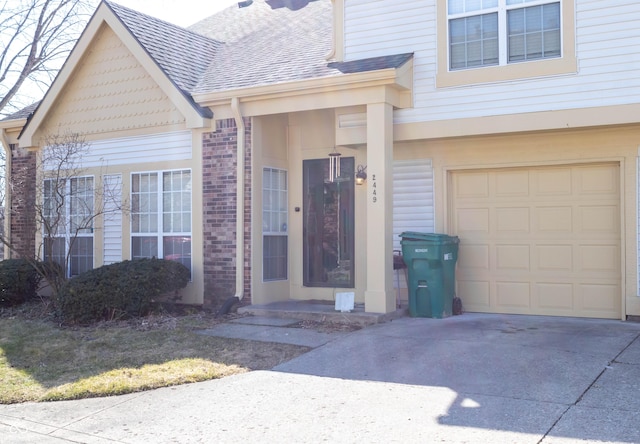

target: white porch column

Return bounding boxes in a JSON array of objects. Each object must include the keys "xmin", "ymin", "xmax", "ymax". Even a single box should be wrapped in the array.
[{"xmin": 365, "ymin": 102, "xmax": 395, "ymax": 313}]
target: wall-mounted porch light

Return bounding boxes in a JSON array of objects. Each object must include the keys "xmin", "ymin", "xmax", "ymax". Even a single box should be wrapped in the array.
[
  {"xmin": 355, "ymin": 165, "xmax": 367, "ymax": 185},
  {"xmin": 328, "ymin": 147, "xmax": 341, "ymax": 182}
]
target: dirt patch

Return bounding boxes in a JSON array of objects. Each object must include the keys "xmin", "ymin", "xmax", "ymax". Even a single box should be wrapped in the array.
[
  {"xmin": 0, "ymin": 298, "xmax": 364, "ymax": 334},
  {"xmin": 288, "ymin": 319, "xmax": 363, "ymax": 333}
]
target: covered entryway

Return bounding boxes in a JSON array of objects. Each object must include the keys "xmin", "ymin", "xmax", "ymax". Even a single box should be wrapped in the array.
[{"xmin": 451, "ymin": 163, "xmax": 621, "ymax": 319}]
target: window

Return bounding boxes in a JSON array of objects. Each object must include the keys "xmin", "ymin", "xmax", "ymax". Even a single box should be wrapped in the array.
[
  {"xmin": 437, "ymin": 0, "xmax": 575, "ymax": 86},
  {"xmin": 507, "ymin": 1, "xmax": 560, "ymax": 62},
  {"xmin": 263, "ymin": 168, "xmax": 288, "ymax": 281},
  {"xmin": 449, "ymin": 0, "xmax": 560, "ymax": 70},
  {"xmin": 43, "ymin": 176, "xmax": 94, "ymax": 276},
  {"xmin": 131, "ymin": 170, "xmax": 192, "ymax": 273}
]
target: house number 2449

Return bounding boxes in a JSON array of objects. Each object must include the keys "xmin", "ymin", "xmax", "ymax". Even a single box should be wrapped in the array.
[{"xmin": 371, "ymin": 174, "xmax": 377, "ymax": 203}]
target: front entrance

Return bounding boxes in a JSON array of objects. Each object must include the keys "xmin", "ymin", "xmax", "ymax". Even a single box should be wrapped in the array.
[{"xmin": 303, "ymin": 157, "xmax": 355, "ymax": 288}]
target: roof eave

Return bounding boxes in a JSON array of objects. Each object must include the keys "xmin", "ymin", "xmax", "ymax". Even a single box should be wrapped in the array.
[
  {"xmin": 0, "ymin": 117, "xmax": 28, "ymax": 131},
  {"xmin": 194, "ymin": 62, "xmax": 414, "ymax": 115}
]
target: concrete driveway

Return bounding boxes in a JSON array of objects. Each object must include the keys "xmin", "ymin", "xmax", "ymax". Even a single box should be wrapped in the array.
[{"xmin": 1, "ymin": 313, "xmax": 640, "ymax": 443}]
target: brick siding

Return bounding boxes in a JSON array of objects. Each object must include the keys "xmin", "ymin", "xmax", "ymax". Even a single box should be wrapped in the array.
[
  {"xmin": 202, "ymin": 118, "xmax": 252, "ymax": 307},
  {"xmin": 9, "ymin": 144, "xmax": 36, "ymax": 258}
]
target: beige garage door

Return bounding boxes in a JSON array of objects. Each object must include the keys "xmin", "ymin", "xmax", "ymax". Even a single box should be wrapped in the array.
[{"xmin": 452, "ymin": 163, "xmax": 621, "ymax": 319}]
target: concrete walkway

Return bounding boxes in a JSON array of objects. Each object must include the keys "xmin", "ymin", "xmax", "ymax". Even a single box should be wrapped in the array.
[{"xmin": 1, "ymin": 313, "xmax": 640, "ymax": 443}]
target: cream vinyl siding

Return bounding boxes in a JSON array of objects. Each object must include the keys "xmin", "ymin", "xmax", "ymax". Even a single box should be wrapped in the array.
[
  {"xmin": 344, "ymin": 1, "xmax": 640, "ymax": 125},
  {"xmin": 81, "ymin": 131, "xmax": 192, "ymax": 169},
  {"xmin": 393, "ymin": 159, "xmax": 435, "ymax": 251},
  {"xmin": 103, "ymin": 174, "xmax": 123, "ymax": 265},
  {"xmin": 452, "ymin": 163, "xmax": 621, "ymax": 319},
  {"xmin": 39, "ymin": 25, "xmax": 186, "ymax": 137}
]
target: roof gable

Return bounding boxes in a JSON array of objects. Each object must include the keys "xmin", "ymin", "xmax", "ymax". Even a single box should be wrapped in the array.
[
  {"xmin": 20, "ymin": 0, "xmax": 213, "ymax": 147},
  {"xmin": 105, "ymin": 1, "xmax": 221, "ymax": 94},
  {"xmin": 37, "ymin": 25, "xmax": 190, "ymax": 136}
]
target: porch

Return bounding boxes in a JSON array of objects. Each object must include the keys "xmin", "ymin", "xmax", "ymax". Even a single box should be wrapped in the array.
[{"xmin": 237, "ymin": 299, "xmax": 407, "ymax": 327}]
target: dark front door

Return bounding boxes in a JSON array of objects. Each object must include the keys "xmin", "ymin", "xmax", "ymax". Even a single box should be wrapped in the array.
[{"xmin": 303, "ymin": 157, "xmax": 355, "ymax": 288}]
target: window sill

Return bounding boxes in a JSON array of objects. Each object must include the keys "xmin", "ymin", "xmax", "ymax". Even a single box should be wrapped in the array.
[{"xmin": 436, "ymin": 55, "xmax": 577, "ymax": 88}]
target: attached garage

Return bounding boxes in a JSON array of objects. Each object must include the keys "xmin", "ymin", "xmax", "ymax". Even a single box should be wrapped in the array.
[{"xmin": 451, "ymin": 163, "xmax": 621, "ymax": 319}]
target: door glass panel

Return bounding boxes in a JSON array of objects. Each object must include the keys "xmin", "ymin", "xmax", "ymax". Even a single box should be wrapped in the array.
[{"xmin": 303, "ymin": 157, "xmax": 355, "ymax": 288}]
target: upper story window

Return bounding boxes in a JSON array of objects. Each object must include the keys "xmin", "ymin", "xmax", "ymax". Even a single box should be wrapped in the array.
[
  {"xmin": 449, "ymin": 0, "xmax": 560, "ymax": 70},
  {"xmin": 437, "ymin": 0, "xmax": 575, "ymax": 87}
]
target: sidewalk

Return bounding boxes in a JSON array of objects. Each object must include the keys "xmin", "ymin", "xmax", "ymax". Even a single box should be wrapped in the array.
[{"xmin": 1, "ymin": 313, "xmax": 640, "ymax": 443}]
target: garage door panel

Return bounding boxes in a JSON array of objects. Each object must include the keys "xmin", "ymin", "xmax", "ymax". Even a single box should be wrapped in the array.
[
  {"xmin": 579, "ymin": 245, "xmax": 618, "ymax": 272},
  {"xmin": 496, "ymin": 245, "xmax": 530, "ymax": 270},
  {"xmin": 580, "ymin": 284, "xmax": 620, "ymax": 314},
  {"xmin": 537, "ymin": 245, "xmax": 573, "ymax": 272},
  {"xmin": 536, "ymin": 283, "xmax": 574, "ymax": 310},
  {"xmin": 535, "ymin": 168, "xmax": 573, "ymax": 195},
  {"xmin": 458, "ymin": 280, "xmax": 490, "ymax": 309},
  {"xmin": 496, "ymin": 207, "xmax": 530, "ymax": 232},
  {"xmin": 458, "ymin": 244, "xmax": 490, "ymax": 270},
  {"xmin": 577, "ymin": 165, "xmax": 619, "ymax": 195},
  {"xmin": 495, "ymin": 170, "xmax": 530, "ymax": 196},
  {"xmin": 537, "ymin": 206, "xmax": 573, "ymax": 232},
  {"xmin": 496, "ymin": 281, "xmax": 531, "ymax": 308},
  {"xmin": 456, "ymin": 208, "xmax": 490, "ymax": 233},
  {"xmin": 452, "ymin": 163, "xmax": 620, "ymax": 319},
  {"xmin": 456, "ymin": 172, "xmax": 489, "ymax": 198},
  {"xmin": 579, "ymin": 206, "xmax": 619, "ymax": 232}
]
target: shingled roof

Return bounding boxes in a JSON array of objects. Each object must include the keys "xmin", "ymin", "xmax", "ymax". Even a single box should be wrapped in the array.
[
  {"xmin": 189, "ymin": 0, "xmax": 336, "ymax": 94},
  {"xmin": 1, "ymin": 101, "xmax": 40, "ymax": 122},
  {"xmin": 106, "ymin": 0, "xmax": 222, "ymax": 93},
  {"xmin": 6, "ymin": 1, "xmax": 413, "ymax": 124},
  {"xmin": 104, "ymin": 0, "xmax": 221, "ymax": 117},
  {"xmin": 108, "ymin": 0, "xmax": 412, "ymax": 98}
]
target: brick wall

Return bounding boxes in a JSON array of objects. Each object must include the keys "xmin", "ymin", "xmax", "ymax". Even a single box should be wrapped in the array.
[
  {"xmin": 9, "ymin": 144, "xmax": 36, "ymax": 258},
  {"xmin": 202, "ymin": 118, "xmax": 252, "ymax": 307}
]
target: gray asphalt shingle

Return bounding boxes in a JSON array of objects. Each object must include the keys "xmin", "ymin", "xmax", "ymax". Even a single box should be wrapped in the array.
[
  {"xmin": 189, "ymin": 0, "xmax": 335, "ymax": 94},
  {"xmin": 6, "ymin": 0, "xmax": 413, "ymax": 121},
  {"xmin": 1, "ymin": 101, "xmax": 39, "ymax": 122},
  {"xmin": 109, "ymin": 0, "xmax": 412, "ymax": 97},
  {"xmin": 106, "ymin": 1, "xmax": 222, "ymax": 94}
]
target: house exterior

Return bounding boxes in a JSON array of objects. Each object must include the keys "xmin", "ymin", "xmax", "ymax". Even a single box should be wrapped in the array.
[{"xmin": 1, "ymin": 0, "xmax": 639, "ymax": 320}]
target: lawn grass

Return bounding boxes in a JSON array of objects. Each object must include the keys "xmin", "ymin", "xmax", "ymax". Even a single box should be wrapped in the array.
[{"xmin": 0, "ymin": 311, "xmax": 310, "ymax": 404}]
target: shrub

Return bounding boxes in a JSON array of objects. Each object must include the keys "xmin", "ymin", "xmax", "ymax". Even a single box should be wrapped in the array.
[
  {"xmin": 56, "ymin": 258, "xmax": 190, "ymax": 324},
  {"xmin": 0, "ymin": 259, "xmax": 43, "ymax": 307}
]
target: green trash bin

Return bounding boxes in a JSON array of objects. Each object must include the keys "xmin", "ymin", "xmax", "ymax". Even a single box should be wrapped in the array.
[{"xmin": 400, "ymin": 232, "xmax": 459, "ymax": 318}]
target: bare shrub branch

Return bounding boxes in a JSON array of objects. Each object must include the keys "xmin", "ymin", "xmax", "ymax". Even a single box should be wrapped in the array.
[{"xmin": 1, "ymin": 130, "xmax": 128, "ymax": 295}]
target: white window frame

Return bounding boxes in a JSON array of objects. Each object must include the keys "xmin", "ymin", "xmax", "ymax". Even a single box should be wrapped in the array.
[
  {"xmin": 436, "ymin": 0, "xmax": 575, "ymax": 87},
  {"xmin": 447, "ymin": 0, "xmax": 562, "ymax": 71},
  {"xmin": 43, "ymin": 176, "xmax": 95, "ymax": 277},
  {"xmin": 130, "ymin": 169, "xmax": 192, "ymax": 274},
  {"xmin": 262, "ymin": 167, "xmax": 288, "ymax": 282}
]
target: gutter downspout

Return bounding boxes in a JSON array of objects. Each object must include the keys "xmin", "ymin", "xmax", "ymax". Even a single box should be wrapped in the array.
[{"xmin": 231, "ymin": 97, "xmax": 245, "ymax": 302}]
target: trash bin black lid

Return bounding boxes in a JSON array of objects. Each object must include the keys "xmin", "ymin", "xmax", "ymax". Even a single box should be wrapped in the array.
[{"xmin": 399, "ymin": 231, "xmax": 459, "ymax": 243}]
